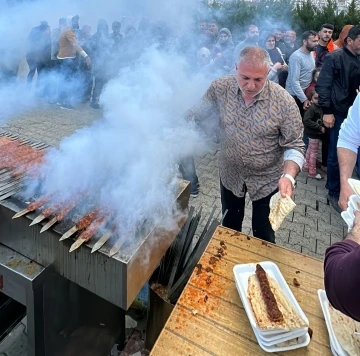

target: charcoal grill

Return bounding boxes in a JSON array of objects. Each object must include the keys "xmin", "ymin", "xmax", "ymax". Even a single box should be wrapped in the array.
[{"xmin": 0, "ymin": 132, "xmax": 191, "ymax": 356}]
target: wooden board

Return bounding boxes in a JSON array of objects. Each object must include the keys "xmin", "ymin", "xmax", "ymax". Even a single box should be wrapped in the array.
[{"xmin": 151, "ymin": 226, "xmax": 331, "ymax": 356}]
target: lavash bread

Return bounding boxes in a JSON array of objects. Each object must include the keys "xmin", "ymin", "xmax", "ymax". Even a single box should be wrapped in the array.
[
  {"xmin": 248, "ymin": 273, "xmax": 308, "ymax": 331},
  {"xmin": 269, "ymin": 192, "xmax": 296, "ymax": 231},
  {"xmin": 329, "ymin": 304, "xmax": 360, "ymax": 355}
]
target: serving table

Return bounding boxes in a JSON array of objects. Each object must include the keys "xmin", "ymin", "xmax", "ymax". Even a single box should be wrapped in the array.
[{"xmin": 151, "ymin": 225, "xmax": 332, "ymax": 355}]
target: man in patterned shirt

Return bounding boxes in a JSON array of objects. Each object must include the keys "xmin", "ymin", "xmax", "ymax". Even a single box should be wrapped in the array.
[{"xmin": 187, "ymin": 47, "xmax": 305, "ymax": 242}]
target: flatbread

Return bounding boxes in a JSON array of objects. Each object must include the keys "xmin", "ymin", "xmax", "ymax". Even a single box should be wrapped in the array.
[
  {"xmin": 269, "ymin": 192, "xmax": 296, "ymax": 231},
  {"xmin": 329, "ymin": 304, "xmax": 360, "ymax": 356},
  {"xmin": 248, "ymin": 273, "xmax": 308, "ymax": 331}
]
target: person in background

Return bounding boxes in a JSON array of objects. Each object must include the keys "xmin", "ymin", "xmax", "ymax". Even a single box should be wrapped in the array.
[
  {"xmin": 337, "ymin": 94, "xmax": 360, "ymax": 211},
  {"xmin": 334, "ymin": 25, "xmax": 354, "ymax": 48},
  {"xmin": 316, "ymin": 26, "xmax": 360, "ymax": 213},
  {"xmin": 285, "ymin": 30, "xmax": 318, "ymax": 117},
  {"xmin": 302, "ymin": 89, "xmax": 325, "ymax": 179},
  {"xmin": 262, "ymin": 33, "xmax": 287, "ymax": 86},
  {"xmin": 110, "ymin": 21, "xmax": 123, "ymax": 52},
  {"xmin": 211, "ymin": 28, "xmax": 235, "ymax": 75},
  {"xmin": 283, "ymin": 30, "xmax": 298, "ymax": 62},
  {"xmin": 89, "ymin": 19, "xmax": 110, "ymax": 109},
  {"xmin": 199, "ymin": 21, "xmax": 207, "ymax": 31},
  {"xmin": 273, "ymin": 27, "xmax": 287, "ymax": 55},
  {"xmin": 324, "ymin": 210, "xmax": 360, "ymax": 322},
  {"xmin": 57, "ymin": 15, "xmax": 91, "ymax": 110},
  {"xmin": 315, "ymin": 23, "xmax": 338, "ymax": 67},
  {"xmin": 233, "ymin": 24, "xmax": 259, "ymax": 62},
  {"xmin": 185, "ymin": 47, "xmax": 305, "ymax": 242},
  {"xmin": 26, "ymin": 21, "xmax": 51, "ymax": 88},
  {"xmin": 208, "ymin": 20, "xmax": 219, "ymax": 41},
  {"xmin": 77, "ymin": 25, "xmax": 92, "ymax": 46}
]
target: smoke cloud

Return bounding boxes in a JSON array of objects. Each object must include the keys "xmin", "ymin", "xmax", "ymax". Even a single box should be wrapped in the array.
[{"xmin": 1, "ymin": 0, "xmax": 212, "ymax": 240}]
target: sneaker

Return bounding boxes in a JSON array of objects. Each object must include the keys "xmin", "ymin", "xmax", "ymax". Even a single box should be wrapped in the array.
[
  {"xmin": 60, "ymin": 103, "xmax": 74, "ymax": 110},
  {"xmin": 90, "ymin": 101, "xmax": 100, "ymax": 109},
  {"xmin": 327, "ymin": 194, "xmax": 341, "ymax": 214},
  {"xmin": 190, "ymin": 189, "xmax": 199, "ymax": 198}
]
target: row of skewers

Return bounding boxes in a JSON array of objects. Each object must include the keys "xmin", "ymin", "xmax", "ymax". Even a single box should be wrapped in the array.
[
  {"xmin": 13, "ymin": 196, "xmax": 124, "ymax": 255},
  {"xmin": 0, "ymin": 132, "xmax": 47, "ymax": 200}
]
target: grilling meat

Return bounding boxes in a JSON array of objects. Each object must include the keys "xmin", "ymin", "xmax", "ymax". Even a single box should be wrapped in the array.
[
  {"xmin": 255, "ymin": 264, "xmax": 284, "ymax": 323},
  {"xmin": 78, "ymin": 215, "xmax": 107, "ymax": 242},
  {"xmin": 0, "ymin": 145, "xmax": 44, "ymax": 169},
  {"xmin": 76, "ymin": 208, "xmax": 102, "ymax": 230},
  {"xmin": 28, "ymin": 196, "xmax": 51, "ymax": 211}
]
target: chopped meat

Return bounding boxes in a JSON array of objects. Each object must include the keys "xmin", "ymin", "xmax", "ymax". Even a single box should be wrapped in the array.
[
  {"xmin": 76, "ymin": 208, "xmax": 102, "ymax": 230},
  {"xmin": 293, "ymin": 278, "xmax": 300, "ymax": 287},
  {"xmin": 78, "ymin": 215, "xmax": 108, "ymax": 242},
  {"xmin": 215, "ymin": 253, "xmax": 222, "ymax": 259},
  {"xmin": 204, "ymin": 295, "xmax": 208, "ymax": 303},
  {"xmin": 209, "ymin": 257, "xmax": 218, "ymax": 265},
  {"xmin": 220, "ymin": 240, "xmax": 225, "ymax": 247},
  {"xmin": 205, "ymin": 276, "xmax": 212, "ymax": 285},
  {"xmin": 255, "ymin": 264, "xmax": 284, "ymax": 323},
  {"xmin": 218, "ymin": 248, "xmax": 224, "ymax": 255},
  {"xmin": 308, "ymin": 327, "xmax": 313, "ymax": 339},
  {"xmin": 205, "ymin": 267, "xmax": 213, "ymax": 273},
  {"xmin": 195, "ymin": 264, "xmax": 202, "ymax": 275}
]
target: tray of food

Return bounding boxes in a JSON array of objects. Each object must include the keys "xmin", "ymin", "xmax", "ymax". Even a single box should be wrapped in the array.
[
  {"xmin": 233, "ymin": 261, "xmax": 310, "ymax": 351},
  {"xmin": 348, "ymin": 178, "xmax": 360, "ymax": 198},
  {"xmin": 318, "ymin": 289, "xmax": 360, "ymax": 356}
]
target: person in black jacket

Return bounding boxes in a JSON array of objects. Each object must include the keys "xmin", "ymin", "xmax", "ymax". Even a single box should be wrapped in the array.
[{"xmin": 315, "ymin": 26, "xmax": 360, "ymax": 213}]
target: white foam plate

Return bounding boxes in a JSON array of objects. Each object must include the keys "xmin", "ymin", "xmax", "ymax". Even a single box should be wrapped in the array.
[
  {"xmin": 348, "ymin": 178, "xmax": 360, "ymax": 198},
  {"xmin": 252, "ymin": 324, "xmax": 310, "ymax": 353},
  {"xmin": 233, "ymin": 261, "xmax": 309, "ymax": 337},
  {"xmin": 341, "ymin": 211, "xmax": 353, "ymax": 231},
  {"xmin": 349, "ymin": 194, "xmax": 360, "ymax": 215},
  {"xmin": 254, "ymin": 326, "xmax": 307, "ymax": 346},
  {"xmin": 317, "ymin": 289, "xmax": 349, "ymax": 356}
]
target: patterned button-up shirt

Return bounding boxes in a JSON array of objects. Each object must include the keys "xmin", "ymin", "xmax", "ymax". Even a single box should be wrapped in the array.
[{"xmin": 187, "ymin": 75, "xmax": 305, "ymax": 200}]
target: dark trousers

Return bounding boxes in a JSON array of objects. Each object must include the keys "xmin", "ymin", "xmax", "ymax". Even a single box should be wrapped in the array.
[
  {"xmin": 179, "ymin": 157, "xmax": 199, "ymax": 193},
  {"xmin": 220, "ymin": 181, "xmax": 277, "ymax": 243},
  {"xmin": 326, "ymin": 114, "xmax": 345, "ymax": 197},
  {"xmin": 26, "ymin": 56, "xmax": 37, "ymax": 83},
  {"xmin": 293, "ymin": 96, "xmax": 305, "ymax": 118},
  {"xmin": 92, "ymin": 75, "xmax": 107, "ymax": 104},
  {"xmin": 58, "ymin": 58, "xmax": 78, "ymax": 105}
]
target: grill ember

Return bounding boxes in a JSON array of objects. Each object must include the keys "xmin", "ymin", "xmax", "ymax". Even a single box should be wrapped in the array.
[{"xmin": 0, "ymin": 132, "xmax": 121, "ymax": 254}]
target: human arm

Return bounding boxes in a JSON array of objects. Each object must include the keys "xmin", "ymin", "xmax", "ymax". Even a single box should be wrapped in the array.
[
  {"xmin": 324, "ymin": 211, "xmax": 360, "ymax": 322},
  {"xmin": 315, "ymin": 55, "xmax": 335, "ymax": 127},
  {"xmin": 278, "ymin": 93, "xmax": 306, "ymax": 197},
  {"xmin": 184, "ymin": 81, "xmax": 219, "ymax": 126},
  {"xmin": 65, "ymin": 30, "xmax": 89, "ymax": 59},
  {"xmin": 288, "ymin": 53, "xmax": 307, "ymax": 103},
  {"xmin": 337, "ymin": 96, "xmax": 360, "ymax": 210}
]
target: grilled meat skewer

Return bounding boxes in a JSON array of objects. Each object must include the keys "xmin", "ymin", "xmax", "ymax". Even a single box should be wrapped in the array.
[
  {"xmin": 59, "ymin": 208, "xmax": 102, "ymax": 241},
  {"xmin": 12, "ymin": 196, "xmax": 51, "ymax": 219}
]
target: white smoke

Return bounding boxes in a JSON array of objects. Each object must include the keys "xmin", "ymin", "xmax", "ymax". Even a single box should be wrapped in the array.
[{"xmin": 5, "ymin": 0, "xmax": 213, "ymax": 239}]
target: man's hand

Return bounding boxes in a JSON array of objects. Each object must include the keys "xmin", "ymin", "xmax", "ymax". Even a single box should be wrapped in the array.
[
  {"xmin": 339, "ymin": 181, "xmax": 354, "ymax": 211},
  {"xmin": 303, "ymin": 99, "xmax": 311, "ymax": 110},
  {"xmin": 279, "ymin": 177, "xmax": 293, "ymax": 198},
  {"xmin": 323, "ymin": 114, "xmax": 335, "ymax": 128}
]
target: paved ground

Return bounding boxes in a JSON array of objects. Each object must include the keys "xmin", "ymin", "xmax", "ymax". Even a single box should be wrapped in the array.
[{"xmin": 0, "ymin": 102, "xmax": 348, "ymax": 355}]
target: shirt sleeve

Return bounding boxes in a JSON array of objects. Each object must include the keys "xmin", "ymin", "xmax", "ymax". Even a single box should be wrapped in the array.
[
  {"xmin": 65, "ymin": 30, "xmax": 87, "ymax": 57},
  {"xmin": 324, "ymin": 239, "xmax": 360, "ymax": 322},
  {"xmin": 278, "ymin": 92, "xmax": 306, "ymax": 165},
  {"xmin": 288, "ymin": 54, "xmax": 307, "ymax": 103},
  {"xmin": 184, "ymin": 81, "xmax": 219, "ymax": 125},
  {"xmin": 337, "ymin": 95, "xmax": 360, "ymax": 153}
]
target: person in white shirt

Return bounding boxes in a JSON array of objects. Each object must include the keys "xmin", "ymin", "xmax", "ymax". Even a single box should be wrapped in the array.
[{"xmin": 337, "ymin": 94, "xmax": 360, "ymax": 210}]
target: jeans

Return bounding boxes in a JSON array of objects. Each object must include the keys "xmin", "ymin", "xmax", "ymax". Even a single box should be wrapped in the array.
[
  {"xmin": 326, "ymin": 114, "xmax": 345, "ymax": 197},
  {"xmin": 220, "ymin": 181, "xmax": 278, "ymax": 243},
  {"xmin": 179, "ymin": 157, "xmax": 199, "ymax": 193},
  {"xmin": 58, "ymin": 58, "xmax": 78, "ymax": 105}
]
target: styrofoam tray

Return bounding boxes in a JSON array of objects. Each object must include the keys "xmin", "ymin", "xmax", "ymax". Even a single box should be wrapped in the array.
[
  {"xmin": 233, "ymin": 261, "xmax": 309, "ymax": 336},
  {"xmin": 251, "ymin": 324, "xmax": 310, "ymax": 353},
  {"xmin": 317, "ymin": 289, "xmax": 349, "ymax": 356},
  {"xmin": 341, "ymin": 211, "xmax": 353, "ymax": 231},
  {"xmin": 348, "ymin": 179, "xmax": 360, "ymax": 198},
  {"xmin": 349, "ymin": 194, "xmax": 360, "ymax": 215},
  {"xmin": 254, "ymin": 325, "xmax": 307, "ymax": 346}
]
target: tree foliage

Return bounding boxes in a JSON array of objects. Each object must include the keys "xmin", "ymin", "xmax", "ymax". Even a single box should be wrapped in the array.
[{"xmin": 199, "ymin": 0, "xmax": 358, "ymax": 40}]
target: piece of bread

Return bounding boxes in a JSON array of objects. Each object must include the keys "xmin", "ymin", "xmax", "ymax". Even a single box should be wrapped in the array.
[{"xmin": 269, "ymin": 193, "xmax": 296, "ymax": 232}]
